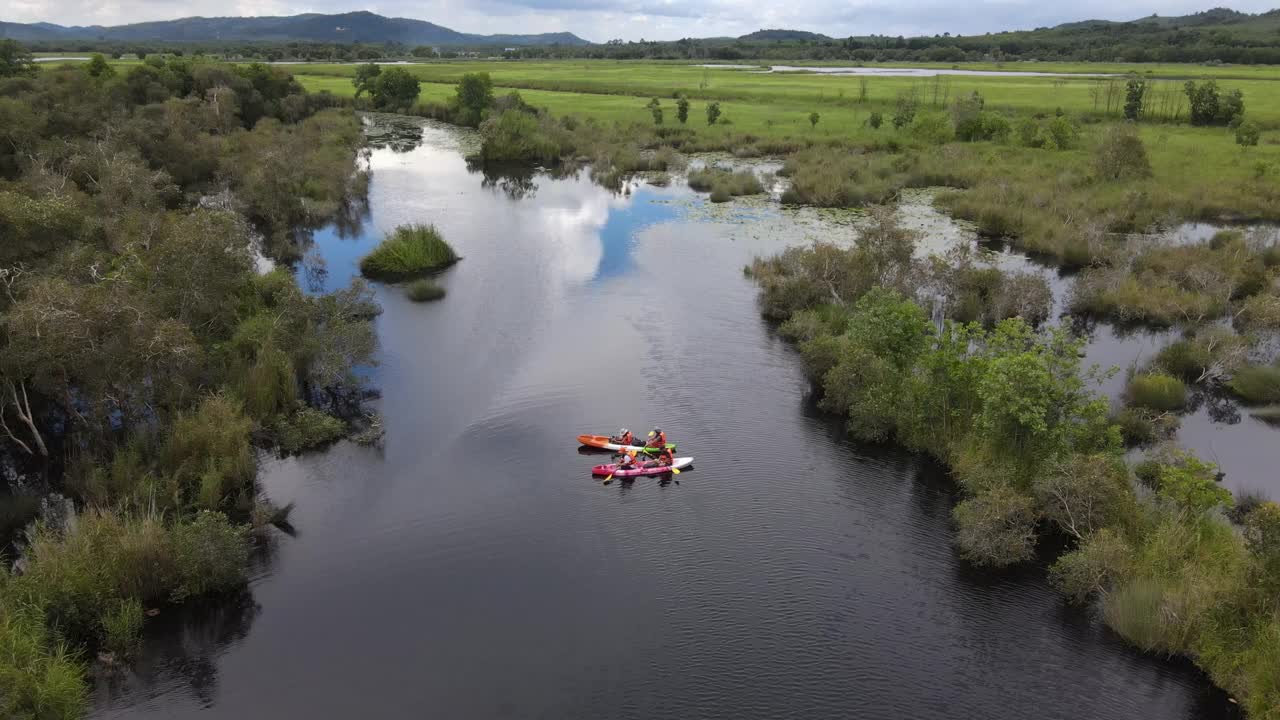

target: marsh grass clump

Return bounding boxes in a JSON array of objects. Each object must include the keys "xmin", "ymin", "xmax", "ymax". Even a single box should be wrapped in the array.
[
  {"xmin": 0, "ymin": 601, "xmax": 88, "ymax": 720},
  {"xmin": 779, "ymin": 148, "xmax": 965, "ymax": 208},
  {"xmin": 1113, "ymin": 407, "xmax": 1179, "ymax": 446},
  {"xmin": 1153, "ymin": 339, "xmax": 1212, "ymax": 382},
  {"xmin": 162, "ymin": 394, "xmax": 255, "ymax": 511},
  {"xmin": 687, "ymin": 167, "xmax": 763, "ymax": 200},
  {"xmin": 360, "ymin": 224, "xmax": 459, "ymax": 281},
  {"xmin": 272, "ymin": 407, "xmax": 347, "ymax": 454},
  {"xmin": 1126, "ymin": 373, "xmax": 1188, "ymax": 412},
  {"xmin": 406, "ymin": 278, "xmax": 446, "ymax": 302},
  {"xmin": 1229, "ymin": 365, "xmax": 1280, "ymax": 404},
  {"xmin": 100, "ymin": 598, "xmax": 145, "ymax": 658}
]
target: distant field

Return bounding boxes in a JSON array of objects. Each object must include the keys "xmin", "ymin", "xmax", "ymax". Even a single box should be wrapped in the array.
[{"xmin": 287, "ymin": 60, "xmax": 1280, "ymax": 127}]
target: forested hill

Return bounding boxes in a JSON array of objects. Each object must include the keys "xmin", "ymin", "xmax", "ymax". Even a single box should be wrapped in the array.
[
  {"xmin": 0, "ymin": 11, "xmax": 589, "ymax": 46},
  {"xmin": 568, "ymin": 6, "xmax": 1280, "ymax": 64},
  {"xmin": 739, "ymin": 29, "xmax": 831, "ymax": 42}
]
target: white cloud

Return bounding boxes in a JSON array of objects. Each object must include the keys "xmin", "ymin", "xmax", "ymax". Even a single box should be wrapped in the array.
[{"xmin": 5, "ymin": 0, "xmax": 1278, "ymax": 42}]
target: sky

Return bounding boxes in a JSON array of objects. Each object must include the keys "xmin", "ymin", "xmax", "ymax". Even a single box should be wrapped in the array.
[{"xmin": 4, "ymin": 0, "xmax": 1278, "ymax": 42}]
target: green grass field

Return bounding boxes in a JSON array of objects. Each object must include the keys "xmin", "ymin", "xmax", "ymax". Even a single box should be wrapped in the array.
[{"xmin": 288, "ymin": 60, "xmax": 1280, "ymax": 128}]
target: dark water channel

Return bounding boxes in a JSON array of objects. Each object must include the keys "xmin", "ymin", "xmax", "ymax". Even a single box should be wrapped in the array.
[{"xmin": 90, "ymin": 119, "xmax": 1244, "ymax": 720}]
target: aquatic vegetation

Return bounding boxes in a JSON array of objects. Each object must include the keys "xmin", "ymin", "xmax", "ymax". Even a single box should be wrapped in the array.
[
  {"xmin": 1229, "ymin": 365, "xmax": 1280, "ymax": 404},
  {"xmin": 686, "ymin": 167, "xmax": 762, "ymax": 202},
  {"xmin": 406, "ymin": 278, "xmax": 447, "ymax": 302},
  {"xmin": 360, "ymin": 224, "xmax": 459, "ymax": 280},
  {"xmin": 272, "ymin": 407, "xmax": 348, "ymax": 454},
  {"xmin": 1126, "ymin": 373, "xmax": 1188, "ymax": 412},
  {"xmin": 778, "ymin": 148, "xmax": 966, "ymax": 207}
]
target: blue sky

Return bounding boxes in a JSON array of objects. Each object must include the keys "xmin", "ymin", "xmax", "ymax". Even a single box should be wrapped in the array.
[{"xmin": 6, "ymin": 0, "xmax": 1278, "ymax": 42}]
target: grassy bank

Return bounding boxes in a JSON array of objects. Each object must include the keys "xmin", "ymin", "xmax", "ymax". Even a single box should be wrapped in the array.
[{"xmin": 286, "ymin": 59, "xmax": 1280, "ymax": 127}]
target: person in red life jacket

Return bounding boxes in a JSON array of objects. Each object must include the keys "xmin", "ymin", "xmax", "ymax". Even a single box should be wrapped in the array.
[
  {"xmin": 645, "ymin": 427, "xmax": 667, "ymax": 449},
  {"xmin": 612, "ymin": 428, "xmax": 635, "ymax": 447},
  {"xmin": 656, "ymin": 446, "xmax": 675, "ymax": 467},
  {"xmin": 616, "ymin": 449, "xmax": 637, "ymax": 471}
]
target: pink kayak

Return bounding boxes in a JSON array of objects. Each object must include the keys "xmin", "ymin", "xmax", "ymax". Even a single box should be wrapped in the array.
[{"xmin": 592, "ymin": 457, "xmax": 693, "ymax": 477}]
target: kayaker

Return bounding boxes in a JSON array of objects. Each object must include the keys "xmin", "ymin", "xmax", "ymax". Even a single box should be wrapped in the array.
[
  {"xmin": 612, "ymin": 428, "xmax": 635, "ymax": 446},
  {"xmin": 646, "ymin": 427, "xmax": 667, "ymax": 449},
  {"xmin": 656, "ymin": 446, "xmax": 675, "ymax": 466},
  {"xmin": 617, "ymin": 450, "xmax": 637, "ymax": 471}
]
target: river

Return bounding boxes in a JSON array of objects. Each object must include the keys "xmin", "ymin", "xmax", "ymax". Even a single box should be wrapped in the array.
[{"xmin": 90, "ymin": 118, "xmax": 1243, "ymax": 719}]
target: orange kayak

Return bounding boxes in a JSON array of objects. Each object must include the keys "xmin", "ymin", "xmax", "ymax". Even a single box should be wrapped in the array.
[{"xmin": 577, "ymin": 434, "xmax": 675, "ymax": 453}]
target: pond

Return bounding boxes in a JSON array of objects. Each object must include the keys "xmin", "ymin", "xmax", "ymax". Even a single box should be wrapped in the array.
[{"xmin": 90, "ymin": 118, "xmax": 1241, "ymax": 720}]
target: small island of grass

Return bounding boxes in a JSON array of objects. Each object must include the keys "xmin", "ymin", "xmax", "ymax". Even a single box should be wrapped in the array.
[{"xmin": 359, "ymin": 224, "xmax": 459, "ymax": 281}]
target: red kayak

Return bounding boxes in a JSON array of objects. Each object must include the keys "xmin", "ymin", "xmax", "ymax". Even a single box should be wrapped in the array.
[{"xmin": 591, "ymin": 457, "xmax": 693, "ymax": 477}]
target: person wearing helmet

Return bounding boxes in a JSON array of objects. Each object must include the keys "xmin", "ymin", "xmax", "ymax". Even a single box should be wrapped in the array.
[
  {"xmin": 646, "ymin": 427, "xmax": 667, "ymax": 449},
  {"xmin": 612, "ymin": 428, "xmax": 635, "ymax": 447}
]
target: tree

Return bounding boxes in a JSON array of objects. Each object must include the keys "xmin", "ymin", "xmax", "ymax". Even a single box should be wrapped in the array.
[
  {"xmin": 1236, "ymin": 120, "xmax": 1260, "ymax": 147},
  {"xmin": 0, "ymin": 39, "xmax": 37, "ymax": 78},
  {"xmin": 1123, "ymin": 75, "xmax": 1145, "ymax": 120},
  {"xmin": 892, "ymin": 91, "xmax": 917, "ymax": 129},
  {"xmin": 1094, "ymin": 124, "xmax": 1152, "ymax": 180},
  {"xmin": 647, "ymin": 97, "xmax": 663, "ymax": 125},
  {"xmin": 809, "ymin": 111, "xmax": 820, "ymax": 129},
  {"xmin": 352, "ymin": 62, "xmax": 381, "ymax": 98},
  {"xmin": 869, "ymin": 112, "xmax": 883, "ymax": 129},
  {"xmin": 133, "ymin": 48, "xmax": 149, "ymax": 60},
  {"xmin": 86, "ymin": 53, "xmax": 115, "ymax": 79},
  {"xmin": 371, "ymin": 67, "xmax": 420, "ymax": 111},
  {"xmin": 1177, "ymin": 79, "xmax": 1228, "ymax": 124},
  {"xmin": 1032, "ymin": 454, "xmax": 1133, "ymax": 540},
  {"xmin": 676, "ymin": 95, "xmax": 689, "ymax": 124},
  {"xmin": 706, "ymin": 101, "xmax": 721, "ymax": 126},
  {"xmin": 454, "ymin": 72, "xmax": 494, "ymax": 126}
]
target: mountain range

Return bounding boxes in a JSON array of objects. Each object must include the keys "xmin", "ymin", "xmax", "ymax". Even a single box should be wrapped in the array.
[
  {"xmin": 1, "ymin": 7, "xmax": 1278, "ymax": 48},
  {"xmin": 0, "ymin": 11, "xmax": 589, "ymax": 46}
]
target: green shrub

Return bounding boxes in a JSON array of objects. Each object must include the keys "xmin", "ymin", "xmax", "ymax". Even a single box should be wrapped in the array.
[
  {"xmin": 910, "ymin": 112, "xmax": 954, "ymax": 145},
  {"xmin": 709, "ymin": 187, "xmax": 731, "ymax": 203},
  {"xmin": 1049, "ymin": 528, "xmax": 1134, "ymax": 602},
  {"xmin": 272, "ymin": 407, "xmax": 346, "ymax": 454},
  {"xmin": 1095, "ymin": 124, "xmax": 1152, "ymax": 180},
  {"xmin": 360, "ymin": 224, "xmax": 459, "ymax": 280},
  {"xmin": 170, "ymin": 511, "xmax": 250, "ymax": 601},
  {"xmin": 406, "ymin": 278, "xmax": 446, "ymax": 302},
  {"xmin": 1229, "ymin": 365, "xmax": 1280, "ymax": 404},
  {"xmin": 953, "ymin": 485, "xmax": 1038, "ymax": 567},
  {"xmin": 1126, "ymin": 373, "xmax": 1187, "ymax": 412},
  {"xmin": 476, "ymin": 110, "xmax": 567, "ymax": 165}
]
